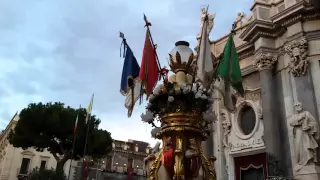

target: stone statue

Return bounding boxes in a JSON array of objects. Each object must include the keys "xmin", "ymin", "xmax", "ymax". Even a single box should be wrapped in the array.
[
  {"xmin": 221, "ymin": 110, "xmax": 231, "ymax": 174},
  {"xmin": 233, "ymin": 12, "xmax": 245, "ymax": 29},
  {"xmin": 221, "ymin": 112, "xmax": 232, "ymax": 148},
  {"xmin": 185, "ymin": 138, "xmax": 204, "ymax": 180},
  {"xmin": 197, "ymin": 8, "xmax": 216, "ymax": 39},
  {"xmin": 194, "ymin": 8, "xmax": 215, "ymax": 62},
  {"xmin": 289, "ymin": 102, "xmax": 320, "ymax": 171}
]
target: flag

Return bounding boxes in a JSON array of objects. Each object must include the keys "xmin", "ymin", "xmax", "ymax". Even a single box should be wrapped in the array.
[
  {"xmin": 73, "ymin": 114, "xmax": 79, "ymax": 134},
  {"xmin": 120, "ymin": 39, "xmax": 141, "ymax": 117},
  {"xmin": 139, "ymin": 28, "xmax": 159, "ymax": 97},
  {"xmin": 85, "ymin": 94, "xmax": 94, "ymax": 123},
  {"xmin": 217, "ymin": 32, "xmax": 244, "ymax": 112},
  {"xmin": 73, "ymin": 105, "xmax": 81, "ymax": 134},
  {"xmin": 196, "ymin": 12, "xmax": 214, "ymax": 88},
  {"xmin": 120, "ymin": 46, "xmax": 140, "ymax": 95},
  {"xmin": 125, "ymin": 78, "xmax": 142, "ymax": 117}
]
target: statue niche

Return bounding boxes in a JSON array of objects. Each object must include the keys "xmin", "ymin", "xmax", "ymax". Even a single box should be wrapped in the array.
[{"xmin": 289, "ymin": 102, "xmax": 320, "ymax": 172}]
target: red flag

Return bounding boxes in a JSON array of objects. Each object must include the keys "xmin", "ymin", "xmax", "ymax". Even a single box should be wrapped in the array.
[{"xmin": 139, "ymin": 29, "xmax": 159, "ymax": 97}]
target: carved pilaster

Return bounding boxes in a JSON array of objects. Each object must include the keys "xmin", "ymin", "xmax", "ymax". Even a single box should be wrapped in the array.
[
  {"xmin": 253, "ymin": 53, "xmax": 278, "ymax": 71},
  {"xmin": 284, "ymin": 37, "xmax": 308, "ymax": 77}
]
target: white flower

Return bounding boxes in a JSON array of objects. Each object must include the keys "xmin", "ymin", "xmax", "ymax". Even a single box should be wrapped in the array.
[
  {"xmin": 203, "ymin": 111, "xmax": 216, "ymax": 123},
  {"xmin": 168, "ymin": 96, "xmax": 174, "ymax": 102},
  {"xmin": 201, "ymin": 94, "xmax": 207, "ymax": 99},
  {"xmin": 151, "ymin": 128, "xmax": 161, "ymax": 138},
  {"xmin": 174, "ymin": 88, "xmax": 181, "ymax": 94},
  {"xmin": 141, "ymin": 111, "xmax": 154, "ymax": 123},
  {"xmin": 195, "ymin": 92, "xmax": 202, "ymax": 99},
  {"xmin": 192, "ymin": 85, "xmax": 197, "ymax": 93},
  {"xmin": 179, "ymin": 83, "xmax": 186, "ymax": 89}
]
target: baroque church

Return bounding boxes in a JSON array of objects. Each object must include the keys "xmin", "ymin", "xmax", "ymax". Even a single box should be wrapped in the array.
[{"xmin": 204, "ymin": 0, "xmax": 320, "ymax": 180}]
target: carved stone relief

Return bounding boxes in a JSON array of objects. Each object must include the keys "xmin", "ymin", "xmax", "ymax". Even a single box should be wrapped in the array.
[
  {"xmin": 284, "ymin": 37, "xmax": 308, "ymax": 77},
  {"xmin": 288, "ymin": 102, "xmax": 320, "ymax": 172},
  {"xmin": 253, "ymin": 53, "xmax": 278, "ymax": 71},
  {"xmin": 221, "ymin": 109, "xmax": 231, "ymax": 148},
  {"xmin": 220, "ymin": 109, "xmax": 231, "ymax": 174}
]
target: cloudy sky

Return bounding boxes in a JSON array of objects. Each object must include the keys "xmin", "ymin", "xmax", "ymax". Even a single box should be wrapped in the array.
[{"xmin": 0, "ymin": 0, "xmax": 252, "ymax": 146}]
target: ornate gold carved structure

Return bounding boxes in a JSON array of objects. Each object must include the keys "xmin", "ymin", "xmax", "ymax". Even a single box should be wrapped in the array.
[{"xmin": 144, "ymin": 41, "xmax": 216, "ymax": 180}]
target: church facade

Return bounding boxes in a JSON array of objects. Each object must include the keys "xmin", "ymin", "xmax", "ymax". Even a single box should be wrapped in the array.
[{"xmin": 207, "ymin": 0, "xmax": 320, "ymax": 180}]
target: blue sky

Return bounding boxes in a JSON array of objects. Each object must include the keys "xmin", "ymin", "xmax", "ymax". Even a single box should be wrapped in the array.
[{"xmin": 0, "ymin": 0, "xmax": 252, "ymax": 146}]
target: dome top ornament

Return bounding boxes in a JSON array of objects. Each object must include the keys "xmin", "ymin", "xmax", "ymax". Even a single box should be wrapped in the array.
[{"xmin": 169, "ymin": 41, "xmax": 195, "ymax": 74}]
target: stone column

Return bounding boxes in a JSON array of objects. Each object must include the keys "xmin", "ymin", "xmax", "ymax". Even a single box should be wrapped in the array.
[{"xmin": 254, "ymin": 53, "xmax": 283, "ymax": 176}]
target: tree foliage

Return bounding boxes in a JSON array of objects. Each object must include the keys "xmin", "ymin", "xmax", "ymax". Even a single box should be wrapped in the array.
[
  {"xmin": 27, "ymin": 168, "xmax": 67, "ymax": 180},
  {"xmin": 8, "ymin": 102, "xmax": 112, "ymax": 171}
]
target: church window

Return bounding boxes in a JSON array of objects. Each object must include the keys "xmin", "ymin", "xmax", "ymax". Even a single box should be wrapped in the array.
[{"xmin": 239, "ymin": 105, "xmax": 256, "ymax": 135}]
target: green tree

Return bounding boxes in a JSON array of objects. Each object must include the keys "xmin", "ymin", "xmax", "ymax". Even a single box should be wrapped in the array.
[
  {"xmin": 8, "ymin": 102, "xmax": 113, "ymax": 173},
  {"xmin": 28, "ymin": 168, "xmax": 67, "ymax": 180}
]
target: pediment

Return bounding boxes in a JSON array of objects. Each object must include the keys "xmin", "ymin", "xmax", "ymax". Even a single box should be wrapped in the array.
[{"xmin": 21, "ymin": 150, "xmax": 35, "ymax": 156}]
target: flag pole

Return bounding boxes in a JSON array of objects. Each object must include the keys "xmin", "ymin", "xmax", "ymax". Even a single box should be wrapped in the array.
[
  {"xmin": 143, "ymin": 14, "xmax": 165, "ymax": 81},
  {"xmin": 67, "ymin": 104, "xmax": 81, "ymax": 180},
  {"xmin": 83, "ymin": 94, "xmax": 94, "ymax": 157},
  {"xmin": 81, "ymin": 94, "xmax": 94, "ymax": 180}
]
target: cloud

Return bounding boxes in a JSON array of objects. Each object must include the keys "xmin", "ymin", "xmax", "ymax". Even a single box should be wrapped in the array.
[{"xmin": 0, "ymin": 0, "xmax": 253, "ymax": 146}]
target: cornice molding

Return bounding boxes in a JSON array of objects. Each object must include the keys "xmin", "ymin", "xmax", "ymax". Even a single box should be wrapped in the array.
[
  {"xmin": 239, "ymin": 20, "xmax": 281, "ymax": 42},
  {"xmin": 241, "ymin": 65, "xmax": 257, "ymax": 76},
  {"xmin": 239, "ymin": 3, "xmax": 319, "ymax": 43},
  {"xmin": 271, "ymin": 1, "xmax": 306, "ymax": 22}
]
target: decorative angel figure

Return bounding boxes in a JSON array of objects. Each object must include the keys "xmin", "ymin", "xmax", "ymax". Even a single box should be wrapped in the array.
[
  {"xmin": 233, "ymin": 12, "xmax": 245, "ymax": 29},
  {"xmin": 197, "ymin": 8, "xmax": 216, "ymax": 39}
]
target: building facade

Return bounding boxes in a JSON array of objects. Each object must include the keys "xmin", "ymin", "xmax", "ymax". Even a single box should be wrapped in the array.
[
  {"xmin": 72, "ymin": 139, "xmax": 150, "ymax": 180},
  {"xmin": 0, "ymin": 113, "xmax": 71, "ymax": 180},
  {"xmin": 207, "ymin": 0, "xmax": 320, "ymax": 180},
  {"xmin": 107, "ymin": 139, "xmax": 150, "ymax": 175}
]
